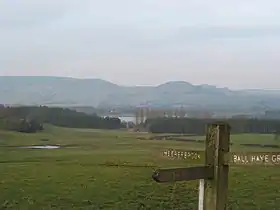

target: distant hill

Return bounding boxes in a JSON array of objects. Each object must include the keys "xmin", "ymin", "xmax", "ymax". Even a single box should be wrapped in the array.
[{"xmin": 1, "ymin": 76, "xmax": 280, "ymax": 112}]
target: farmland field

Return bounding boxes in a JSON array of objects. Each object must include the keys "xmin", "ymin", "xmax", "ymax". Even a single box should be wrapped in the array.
[{"xmin": 1, "ymin": 125, "xmax": 280, "ymax": 209}]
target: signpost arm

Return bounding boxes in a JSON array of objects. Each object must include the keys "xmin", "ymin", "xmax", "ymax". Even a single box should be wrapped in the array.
[{"xmin": 204, "ymin": 123, "xmax": 230, "ymax": 210}]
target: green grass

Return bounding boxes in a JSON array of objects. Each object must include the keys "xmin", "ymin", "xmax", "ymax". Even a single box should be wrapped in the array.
[{"xmin": 1, "ymin": 126, "xmax": 280, "ymax": 209}]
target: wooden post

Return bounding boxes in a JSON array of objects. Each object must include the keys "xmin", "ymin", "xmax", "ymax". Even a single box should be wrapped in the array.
[
  {"xmin": 204, "ymin": 123, "xmax": 230, "ymax": 210},
  {"xmin": 154, "ymin": 122, "xmax": 280, "ymax": 209}
]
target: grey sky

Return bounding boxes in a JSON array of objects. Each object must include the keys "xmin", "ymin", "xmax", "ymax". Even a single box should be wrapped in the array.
[{"xmin": 1, "ymin": 0, "xmax": 280, "ymax": 89}]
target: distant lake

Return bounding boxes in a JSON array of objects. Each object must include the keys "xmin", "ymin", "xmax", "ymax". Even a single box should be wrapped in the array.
[{"xmin": 103, "ymin": 115, "xmax": 136, "ymax": 123}]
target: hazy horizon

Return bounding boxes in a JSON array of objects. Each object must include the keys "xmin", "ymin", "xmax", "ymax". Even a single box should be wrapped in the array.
[{"xmin": 1, "ymin": 1, "xmax": 280, "ymax": 89}]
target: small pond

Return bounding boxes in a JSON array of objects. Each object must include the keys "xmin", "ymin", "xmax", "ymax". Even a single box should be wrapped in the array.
[{"xmin": 19, "ymin": 145, "xmax": 60, "ymax": 149}]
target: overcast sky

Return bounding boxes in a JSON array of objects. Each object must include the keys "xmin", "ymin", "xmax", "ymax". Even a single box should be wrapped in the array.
[{"xmin": 1, "ymin": 0, "xmax": 280, "ymax": 89}]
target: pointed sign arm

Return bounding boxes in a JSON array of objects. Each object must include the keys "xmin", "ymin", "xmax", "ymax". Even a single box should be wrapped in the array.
[{"xmin": 152, "ymin": 166, "xmax": 213, "ymax": 183}]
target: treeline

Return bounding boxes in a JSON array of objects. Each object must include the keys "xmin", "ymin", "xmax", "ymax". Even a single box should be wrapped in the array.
[
  {"xmin": 145, "ymin": 118, "xmax": 280, "ymax": 135},
  {"xmin": 0, "ymin": 106, "xmax": 123, "ymax": 133},
  {"xmin": 0, "ymin": 118, "xmax": 44, "ymax": 133}
]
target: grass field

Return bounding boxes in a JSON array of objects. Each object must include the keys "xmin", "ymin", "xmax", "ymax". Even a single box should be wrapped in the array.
[{"xmin": 1, "ymin": 125, "xmax": 280, "ymax": 209}]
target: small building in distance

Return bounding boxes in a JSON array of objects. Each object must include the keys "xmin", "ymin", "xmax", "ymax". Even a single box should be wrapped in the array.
[{"xmin": 186, "ymin": 110, "xmax": 213, "ymax": 119}]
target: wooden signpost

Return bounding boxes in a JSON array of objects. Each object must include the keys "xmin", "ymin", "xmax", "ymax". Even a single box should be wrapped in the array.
[{"xmin": 152, "ymin": 122, "xmax": 280, "ymax": 210}]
